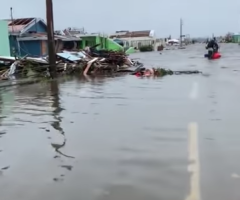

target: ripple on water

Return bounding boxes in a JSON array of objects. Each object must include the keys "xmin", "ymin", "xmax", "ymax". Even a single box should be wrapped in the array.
[
  {"xmin": 0, "ymin": 82, "xmax": 77, "ymax": 186},
  {"xmin": 4, "ymin": 44, "xmax": 240, "ymax": 199}
]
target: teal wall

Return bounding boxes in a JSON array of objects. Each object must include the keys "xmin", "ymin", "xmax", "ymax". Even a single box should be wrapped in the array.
[
  {"xmin": 27, "ymin": 21, "xmax": 47, "ymax": 33},
  {"xmin": 19, "ymin": 40, "xmax": 41, "ymax": 57},
  {"xmin": 0, "ymin": 20, "xmax": 10, "ymax": 56}
]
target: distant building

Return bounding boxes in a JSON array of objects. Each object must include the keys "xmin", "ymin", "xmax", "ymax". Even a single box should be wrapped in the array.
[
  {"xmin": 232, "ymin": 33, "xmax": 240, "ymax": 43},
  {"xmin": 109, "ymin": 30, "xmax": 156, "ymax": 49},
  {"xmin": 62, "ymin": 27, "xmax": 86, "ymax": 37}
]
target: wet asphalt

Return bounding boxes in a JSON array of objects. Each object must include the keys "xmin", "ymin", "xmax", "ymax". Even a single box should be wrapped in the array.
[{"xmin": 0, "ymin": 43, "xmax": 240, "ymax": 200}]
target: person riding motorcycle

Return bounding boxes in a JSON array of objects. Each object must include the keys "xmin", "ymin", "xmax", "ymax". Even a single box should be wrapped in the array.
[{"xmin": 206, "ymin": 37, "xmax": 219, "ymax": 59}]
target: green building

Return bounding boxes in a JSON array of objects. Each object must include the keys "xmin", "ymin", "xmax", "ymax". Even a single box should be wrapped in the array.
[
  {"xmin": 0, "ymin": 20, "xmax": 10, "ymax": 56},
  {"xmin": 232, "ymin": 34, "xmax": 240, "ymax": 43},
  {"xmin": 79, "ymin": 34, "xmax": 124, "ymax": 51}
]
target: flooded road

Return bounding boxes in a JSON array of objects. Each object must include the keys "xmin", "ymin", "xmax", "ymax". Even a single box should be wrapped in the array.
[{"xmin": 0, "ymin": 43, "xmax": 240, "ymax": 200}]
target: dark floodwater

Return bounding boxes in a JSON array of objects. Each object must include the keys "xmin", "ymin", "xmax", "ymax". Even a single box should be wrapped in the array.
[{"xmin": 1, "ymin": 44, "xmax": 240, "ymax": 200}]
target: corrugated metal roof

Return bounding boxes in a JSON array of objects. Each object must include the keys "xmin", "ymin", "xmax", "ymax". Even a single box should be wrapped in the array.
[
  {"xmin": 2, "ymin": 17, "xmax": 47, "ymax": 35},
  {"xmin": 110, "ymin": 30, "xmax": 152, "ymax": 38},
  {"xmin": 17, "ymin": 33, "xmax": 81, "ymax": 41},
  {"xmin": 9, "ymin": 18, "xmax": 34, "ymax": 26},
  {"xmin": 8, "ymin": 25, "xmax": 26, "ymax": 33},
  {"xmin": 56, "ymin": 52, "xmax": 81, "ymax": 61},
  {"xmin": 4, "ymin": 18, "xmax": 35, "ymax": 33},
  {"xmin": 63, "ymin": 51, "xmax": 86, "ymax": 58}
]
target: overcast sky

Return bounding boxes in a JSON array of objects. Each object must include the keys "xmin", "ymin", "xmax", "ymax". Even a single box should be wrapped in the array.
[{"xmin": 1, "ymin": 0, "xmax": 240, "ymax": 38}]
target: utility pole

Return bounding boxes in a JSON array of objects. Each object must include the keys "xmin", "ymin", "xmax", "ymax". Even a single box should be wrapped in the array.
[
  {"xmin": 180, "ymin": 18, "xmax": 183, "ymax": 47},
  {"xmin": 46, "ymin": 0, "xmax": 56, "ymax": 79},
  {"xmin": 10, "ymin": 7, "xmax": 14, "ymax": 33},
  {"xmin": 10, "ymin": 7, "xmax": 15, "ymax": 57}
]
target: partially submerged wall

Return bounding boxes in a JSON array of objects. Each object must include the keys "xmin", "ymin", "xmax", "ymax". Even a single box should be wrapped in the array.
[{"xmin": 0, "ymin": 20, "xmax": 10, "ymax": 56}]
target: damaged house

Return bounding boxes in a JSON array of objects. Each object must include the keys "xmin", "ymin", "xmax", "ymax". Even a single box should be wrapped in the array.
[{"xmin": 4, "ymin": 17, "xmax": 81, "ymax": 57}]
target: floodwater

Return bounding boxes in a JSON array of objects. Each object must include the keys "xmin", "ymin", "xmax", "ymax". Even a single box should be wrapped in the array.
[{"xmin": 0, "ymin": 44, "xmax": 240, "ymax": 200}]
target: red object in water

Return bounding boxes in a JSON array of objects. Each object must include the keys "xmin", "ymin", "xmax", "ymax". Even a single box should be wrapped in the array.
[
  {"xmin": 135, "ymin": 72, "xmax": 141, "ymax": 77},
  {"xmin": 212, "ymin": 52, "xmax": 221, "ymax": 59}
]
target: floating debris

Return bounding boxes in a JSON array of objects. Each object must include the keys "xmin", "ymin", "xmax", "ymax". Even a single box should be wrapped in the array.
[
  {"xmin": 0, "ymin": 44, "xmax": 142, "ymax": 80},
  {"xmin": 1, "ymin": 166, "xmax": 10, "ymax": 170},
  {"xmin": 0, "ymin": 131, "xmax": 6, "ymax": 135},
  {"xmin": 0, "ymin": 44, "xmax": 203, "ymax": 80},
  {"xmin": 53, "ymin": 177, "xmax": 64, "ymax": 182},
  {"xmin": 60, "ymin": 165, "xmax": 73, "ymax": 171}
]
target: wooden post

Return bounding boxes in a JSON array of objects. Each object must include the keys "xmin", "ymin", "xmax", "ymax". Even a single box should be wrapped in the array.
[{"xmin": 46, "ymin": 0, "xmax": 56, "ymax": 78}]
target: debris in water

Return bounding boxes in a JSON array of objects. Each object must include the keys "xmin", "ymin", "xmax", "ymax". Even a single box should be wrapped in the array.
[
  {"xmin": 60, "ymin": 165, "xmax": 73, "ymax": 171},
  {"xmin": 0, "ymin": 45, "xmax": 140, "ymax": 79},
  {"xmin": 53, "ymin": 177, "xmax": 64, "ymax": 182},
  {"xmin": 1, "ymin": 166, "xmax": 10, "ymax": 170},
  {"xmin": 0, "ymin": 131, "xmax": 6, "ymax": 135}
]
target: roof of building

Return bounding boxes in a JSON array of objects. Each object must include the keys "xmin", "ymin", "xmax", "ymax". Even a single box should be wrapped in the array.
[
  {"xmin": 110, "ymin": 30, "xmax": 153, "ymax": 38},
  {"xmin": 63, "ymin": 28, "xmax": 86, "ymax": 36},
  {"xmin": 17, "ymin": 33, "xmax": 81, "ymax": 41},
  {"xmin": 3, "ymin": 17, "xmax": 46, "ymax": 35}
]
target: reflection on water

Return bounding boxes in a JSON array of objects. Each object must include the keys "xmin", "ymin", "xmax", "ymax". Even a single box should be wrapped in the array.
[
  {"xmin": 50, "ymin": 81, "xmax": 74, "ymax": 159},
  {"xmin": 0, "ymin": 44, "xmax": 240, "ymax": 200},
  {"xmin": 0, "ymin": 73, "xmax": 190, "ymax": 200}
]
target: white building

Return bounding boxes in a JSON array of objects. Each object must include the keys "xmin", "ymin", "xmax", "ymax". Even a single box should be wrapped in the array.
[{"xmin": 109, "ymin": 30, "xmax": 156, "ymax": 49}]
